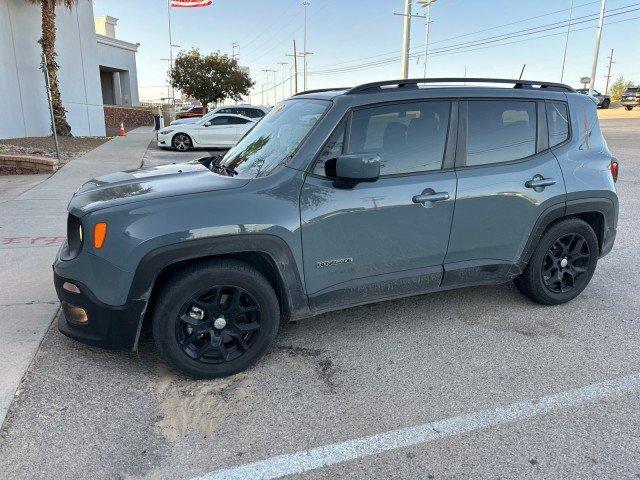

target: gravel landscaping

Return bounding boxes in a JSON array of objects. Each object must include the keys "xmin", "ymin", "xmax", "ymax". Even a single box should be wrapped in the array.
[{"xmin": 0, "ymin": 136, "xmax": 112, "ymax": 163}]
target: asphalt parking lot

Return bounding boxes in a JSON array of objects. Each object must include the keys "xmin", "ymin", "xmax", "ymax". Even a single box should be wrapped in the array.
[{"xmin": 1, "ymin": 119, "xmax": 639, "ymax": 479}]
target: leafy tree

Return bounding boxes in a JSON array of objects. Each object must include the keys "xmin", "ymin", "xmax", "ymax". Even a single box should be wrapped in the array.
[
  {"xmin": 169, "ymin": 50, "xmax": 254, "ymax": 112},
  {"xmin": 610, "ymin": 76, "xmax": 636, "ymax": 102},
  {"xmin": 26, "ymin": 0, "xmax": 75, "ymax": 136}
]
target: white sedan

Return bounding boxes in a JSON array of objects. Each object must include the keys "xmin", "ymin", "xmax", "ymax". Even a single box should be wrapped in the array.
[{"xmin": 157, "ymin": 114, "xmax": 256, "ymax": 151}]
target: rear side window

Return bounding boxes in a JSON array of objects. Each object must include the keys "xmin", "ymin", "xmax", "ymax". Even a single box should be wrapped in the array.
[
  {"xmin": 546, "ymin": 102, "xmax": 569, "ymax": 147},
  {"xmin": 466, "ymin": 100, "xmax": 537, "ymax": 166}
]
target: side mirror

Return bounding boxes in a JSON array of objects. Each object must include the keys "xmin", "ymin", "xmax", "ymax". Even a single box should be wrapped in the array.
[
  {"xmin": 335, "ymin": 153, "xmax": 381, "ymax": 186},
  {"xmin": 204, "ymin": 121, "xmax": 213, "ymax": 127}
]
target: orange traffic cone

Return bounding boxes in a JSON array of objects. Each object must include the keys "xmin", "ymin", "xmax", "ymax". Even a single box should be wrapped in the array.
[{"xmin": 118, "ymin": 122, "xmax": 127, "ymax": 136}]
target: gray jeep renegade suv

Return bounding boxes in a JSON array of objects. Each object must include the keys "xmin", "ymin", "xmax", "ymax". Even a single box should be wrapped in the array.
[{"xmin": 54, "ymin": 78, "xmax": 619, "ymax": 379}]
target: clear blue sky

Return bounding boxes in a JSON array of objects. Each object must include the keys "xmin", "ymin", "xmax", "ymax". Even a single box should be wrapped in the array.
[{"xmin": 93, "ymin": 0, "xmax": 640, "ymax": 103}]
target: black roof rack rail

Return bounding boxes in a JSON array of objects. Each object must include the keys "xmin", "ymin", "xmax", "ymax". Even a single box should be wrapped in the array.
[
  {"xmin": 293, "ymin": 87, "xmax": 350, "ymax": 96},
  {"xmin": 346, "ymin": 78, "xmax": 575, "ymax": 94}
]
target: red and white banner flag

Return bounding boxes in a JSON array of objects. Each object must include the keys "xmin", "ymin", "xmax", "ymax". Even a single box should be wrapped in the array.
[{"xmin": 171, "ymin": 0, "xmax": 213, "ymax": 7}]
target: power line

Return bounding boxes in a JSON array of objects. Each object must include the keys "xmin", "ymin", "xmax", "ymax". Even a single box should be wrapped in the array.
[
  {"xmin": 312, "ymin": 0, "xmax": 603, "ymax": 71},
  {"xmin": 308, "ymin": 5, "xmax": 640, "ymax": 76},
  {"xmin": 308, "ymin": 14, "xmax": 640, "ymax": 77}
]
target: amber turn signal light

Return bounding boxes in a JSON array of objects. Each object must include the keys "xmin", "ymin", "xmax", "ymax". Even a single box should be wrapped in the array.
[{"xmin": 93, "ymin": 222, "xmax": 107, "ymax": 249}]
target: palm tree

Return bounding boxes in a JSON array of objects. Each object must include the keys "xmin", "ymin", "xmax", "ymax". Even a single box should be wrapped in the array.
[{"xmin": 27, "ymin": 0, "xmax": 76, "ymax": 136}]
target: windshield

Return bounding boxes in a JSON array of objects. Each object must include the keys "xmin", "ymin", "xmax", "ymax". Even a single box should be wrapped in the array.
[{"xmin": 219, "ymin": 99, "xmax": 329, "ymax": 177}]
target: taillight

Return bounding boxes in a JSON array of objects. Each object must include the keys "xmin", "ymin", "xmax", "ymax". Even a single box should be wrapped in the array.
[{"xmin": 610, "ymin": 159, "xmax": 619, "ymax": 182}]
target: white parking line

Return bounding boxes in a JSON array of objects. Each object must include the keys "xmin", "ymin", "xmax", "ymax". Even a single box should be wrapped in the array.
[{"xmin": 192, "ymin": 373, "xmax": 640, "ymax": 480}]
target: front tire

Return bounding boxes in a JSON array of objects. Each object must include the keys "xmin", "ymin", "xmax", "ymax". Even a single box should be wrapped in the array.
[
  {"xmin": 514, "ymin": 218, "xmax": 599, "ymax": 305},
  {"xmin": 601, "ymin": 99, "xmax": 610, "ymax": 109},
  {"xmin": 625, "ymin": 106, "xmax": 634, "ymax": 111},
  {"xmin": 172, "ymin": 133, "xmax": 193, "ymax": 151},
  {"xmin": 152, "ymin": 259, "xmax": 280, "ymax": 379}
]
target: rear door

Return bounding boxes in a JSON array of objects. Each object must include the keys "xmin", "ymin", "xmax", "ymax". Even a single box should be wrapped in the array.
[
  {"xmin": 300, "ymin": 100, "xmax": 458, "ymax": 310},
  {"xmin": 443, "ymin": 98, "xmax": 566, "ymax": 286}
]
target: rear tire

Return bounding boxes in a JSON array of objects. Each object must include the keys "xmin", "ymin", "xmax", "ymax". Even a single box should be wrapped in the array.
[
  {"xmin": 152, "ymin": 259, "xmax": 280, "ymax": 379},
  {"xmin": 625, "ymin": 106, "xmax": 634, "ymax": 111},
  {"xmin": 514, "ymin": 218, "xmax": 599, "ymax": 305},
  {"xmin": 601, "ymin": 99, "xmax": 610, "ymax": 109}
]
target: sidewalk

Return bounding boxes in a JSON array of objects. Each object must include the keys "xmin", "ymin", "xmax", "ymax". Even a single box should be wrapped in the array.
[{"xmin": 0, "ymin": 127, "xmax": 154, "ymax": 427}]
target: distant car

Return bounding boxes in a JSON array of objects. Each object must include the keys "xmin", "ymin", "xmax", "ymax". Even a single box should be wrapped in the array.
[
  {"xmin": 171, "ymin": 104, "xmax": 269, "ymax": 126},
  {"xmin": 176, "ymin": 106, "xmax": 205, "ymax": 120},
  {"xmin": 621, "ymin": 87, "xmax": 640, "ymax": 110},
  {"xmin": 157, "ymin": 114, "xmax": 255, "ymax": 151},
  {"xmin": 576, "ymin": 88, "xmax": 611, "ymax": 109}
]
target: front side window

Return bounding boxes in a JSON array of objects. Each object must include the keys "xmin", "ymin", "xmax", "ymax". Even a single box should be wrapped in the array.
[
  {"xmin": 466, "ymin": 100, "xmax": 537, "ymax": 166},
  {"xmin": 220, "ymin": 99, "xmax": 329, "ymax": 178},
  {"xmin": 317, "ymin": 101, "xmax": 448, "ymax": 177},
  {"xmin": 546, "ymin": 102, "xmax": 569, "ymax": 147}
]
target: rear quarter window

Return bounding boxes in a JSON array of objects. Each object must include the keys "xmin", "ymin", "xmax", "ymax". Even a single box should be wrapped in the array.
[{"xmin": 546, "ymin": 102, "xmax": 569, "ymax": 147}]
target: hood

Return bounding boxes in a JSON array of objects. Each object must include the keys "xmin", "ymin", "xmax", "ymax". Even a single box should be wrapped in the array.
[{"xmin": 68, "ymin": 162, "xmax": 250, "ymax": 217}]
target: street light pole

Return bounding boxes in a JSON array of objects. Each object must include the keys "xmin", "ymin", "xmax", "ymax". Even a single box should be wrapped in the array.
[
  {"xmin": 167, "ymin": 0, "xmax": 176, "ymax": 120},
  {"xmin": 262, "ymin": 69, "xmax": 276, "ymax": 105},
  {"xmin": 400, "ymin": 0, "xmax": 412, "ymax": 79},
  {"xmin": 560, "ymin": 0, "xmax": 573, "ymax": 83},
  {"xmin": 418, "ymin": 0, "xmax": 436, "ymax": 78},
  {"xmin": 41, "ymin": 52, "xmax": 60, "ymax": 162},
  {"xmin": 588, "ymin": 0, "xmax": 606, "ymax": 95},
  {"xmin": 278, "ymin": 61, "xmax": 289, "ymax": 101},
  {"xmin": 302, "ymin": 1, "xmax": 310, "ymax": 90}
]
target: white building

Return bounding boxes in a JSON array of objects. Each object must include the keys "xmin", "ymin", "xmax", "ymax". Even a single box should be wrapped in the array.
[{"xmin": 0, "ymin": 0, "xmax": 139, "ymax": 139}]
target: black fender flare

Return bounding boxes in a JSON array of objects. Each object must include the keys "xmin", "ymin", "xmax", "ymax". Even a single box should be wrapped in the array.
[
  {"xmin": 516, "ymin": 195, "xmax": 617, "ymax": 271},
  {"xmin": 126, "ymin": 234, "xmax": 311, "ymax": 348}
]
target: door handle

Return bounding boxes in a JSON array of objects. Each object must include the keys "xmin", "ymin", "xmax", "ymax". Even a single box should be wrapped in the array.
[
  {"xmin": 412, "ymin": 192, "xmax": 450, "ymax": 204},
  {"xmin": 525, "ymin": 175, "xmax": 556, "ymax": 190}
]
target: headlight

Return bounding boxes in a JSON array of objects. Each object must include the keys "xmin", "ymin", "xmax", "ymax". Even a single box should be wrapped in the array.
[{"xmin": 159, "ymin": 129, "xmax": 174, "ymax": 135}]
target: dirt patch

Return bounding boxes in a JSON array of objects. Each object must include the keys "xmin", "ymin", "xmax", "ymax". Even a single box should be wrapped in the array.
[
  {"xmin": 275, "ymin": 345, "xmax": 341, "ymax": 393},
  {"xmin": 0, "ymin": 136, "xmax": 111, "ymax": 167},
  {"xmin": 148, "ymin": 364, "xmax": 254, "ymax": 442}
]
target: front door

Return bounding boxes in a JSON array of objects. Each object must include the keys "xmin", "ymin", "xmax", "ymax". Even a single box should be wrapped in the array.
[
  {"xmin": 197, "ymin": 115, "xmax": 238, "ymax": 147},
  {"xmin": 443, "ymin": 99, "xmax": 567, "ymax": 286},
  {"xmin": 300, "ymin": 100, "xmax": 458, "ymax": 311}
]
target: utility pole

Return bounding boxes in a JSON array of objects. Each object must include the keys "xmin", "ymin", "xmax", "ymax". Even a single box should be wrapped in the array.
[
  {"xmin": 287, "ymin": 40, "xmax": 300, "ymax": 94},
  {"xmin": 604, "ymin": 48, "xmax": 615, "ymax": 94},
  {"xmin": 278, "ymin": 61, "xmax": 289, "ymax": 101},
  {"xmin": 400, "ymin": 0, "xmax": 412, "ymax": 78},
  {"xmin": 418, "ymin": 0, "xmax": 436, "ymax": 78},
  {"xmin": 560, "ymin": 0, "xmax": 573, "ymax": 83},
  {"xmin": 260, "ymin": 84, "xmax": 265, "ymax": 106},
  {"xmin": 231, "ymin": 42, "xmax": 239, "ymax": 61},
  {"xmin": 588, "ymin": 0, "xmax": 606, "ymax": 95}
]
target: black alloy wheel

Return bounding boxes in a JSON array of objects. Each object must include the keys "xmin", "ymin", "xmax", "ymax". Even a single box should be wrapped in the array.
[
  {"xmin": 176, "ymin": 285, "xmax": 261, "ymax": 364},
  {"xmin": 541, "ymin": 233, "xmax": 590, "ymax": 294},
  {"xmin": 152, "ymin": 259, "xmax": 280, "ymax": 379},
  {"xmin": 513, "ymin": 217, "xmax": 598, "ymax": 305}
]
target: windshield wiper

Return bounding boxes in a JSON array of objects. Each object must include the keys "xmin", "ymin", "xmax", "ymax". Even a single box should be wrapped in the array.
[{"xmin": 210, "ymin": 157, "xmax": 238, "ymax": 177}]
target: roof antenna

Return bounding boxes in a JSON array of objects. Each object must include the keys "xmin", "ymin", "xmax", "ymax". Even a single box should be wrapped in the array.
[{"xmin": 518, "ymin": 64, "xmax": 526, "ymax": 80}]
